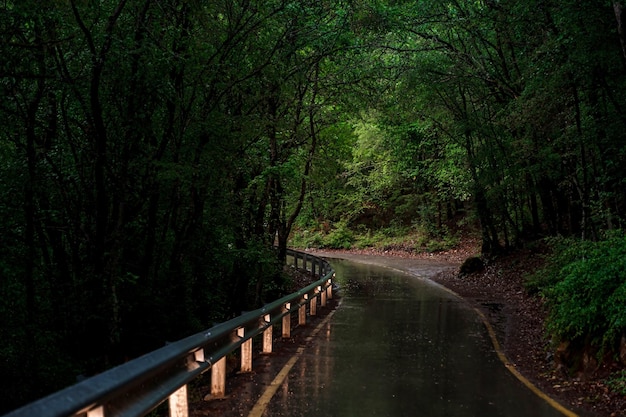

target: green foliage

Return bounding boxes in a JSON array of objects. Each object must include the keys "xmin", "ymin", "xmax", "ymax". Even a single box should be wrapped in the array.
[
  {"xmin": 0, "ymin": 0, "xmax": 365, "ymax": 411},
  {"xmin": 341, "ymin": 114, "xmax": 399, "ymax": 216},
  {"xmin": 3, "ymin": 0, "xmax": 626, "ymax": 411},
  {"xmin": 290, "ymin": 221, "xmax": 357, "ymax": 250},
  {"xmin": 323, "ymin": 221, "xmax": 356, "ymax": 249},
  {"xmin": 524, "ymin": 237, "xmax": 596, "ymax": 294},
  {"xmin": 604, "ymin": 370, "xmax": 626, "ymax": 396},
  {"xmin": 289, "ymin": 221, "xmax": 460, "ymax": 253},
  {"xmin": 237, "ymin": 239, "xmax": 287, "ymax": 307},
  {"xmin": 533, "ymin": 232, "xmax": 626, "ymax": 352},
  {"xmin": 289, "ymin": 227, "xmax": 326, "ymax": 249}
]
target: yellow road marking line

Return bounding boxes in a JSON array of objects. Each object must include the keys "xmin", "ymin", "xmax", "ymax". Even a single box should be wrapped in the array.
[
  {"xmin": 250, "ymin": 268, "xmax": 579, "ymax": 417},
  {"xmin": 247, "ymin": 300, "xmax": 341, "ymax": 417},
  {"xmin": 473, "ymin": 307, "xmax": 579, "ymax": 417},
  {"xmin": 384, "ymin": 263, "xmax": 580, "ymax": 417}
]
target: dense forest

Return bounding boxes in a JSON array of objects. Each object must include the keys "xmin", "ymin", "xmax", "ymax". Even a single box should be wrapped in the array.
[{"xmin": 1, "ymin": 0, "xmax": 625, "ymax": 412}]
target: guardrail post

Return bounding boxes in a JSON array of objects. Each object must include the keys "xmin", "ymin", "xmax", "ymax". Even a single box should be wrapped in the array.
[
  {"xmin": 238, "ymin": 327, "xmax": 252, "ymax": 373},
  {"xmin": 282, "ymin": 303, "xmax": 291, "ymax": 338},
  {"xmin": 87, "ymin": 406, "xmax": 104, "ymax": 417},
  {"xmin": 327, "ymin": 277, "xmax": 333, "ymax": 300},
  {"xmin": 262, "ymin": 314, "xmax": 273, "ymax": 353},
  {"xmin": 210, "ymin": 357, "xmax": 227, "ymax": 398},
  {"xmin": 5, "ymin": 249, "xmax": 334, "ymax": 417},
  {"xmin": 169, "ymin": 385, "xmax": 188, "ymax": 417},
  {"xmin": 299, "ymin": 295, "xmax": 307, "ymax": 326},
  {"xmin": 310, "ymin": 289, "xmax": 318, "ymax": 316},
  {"xmin": 321, "ymin": 285, "xmax": 327, "ymax": 307}
]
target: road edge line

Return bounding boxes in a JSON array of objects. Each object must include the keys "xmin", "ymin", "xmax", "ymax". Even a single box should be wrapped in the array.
[
  {"xmin": 472, "ymin": 306, "xmax": 579, "ymax": 417},
  {"xmin": 420, "ymin": 274, "xmax": 580, "ymax": 417},
  {"xmin": 247, "ymin": 299, "xmax": 342, "ymax": 417},
  {"xmin": 376, "ymin": 262, "xmax": 579, "ymax": 417}
]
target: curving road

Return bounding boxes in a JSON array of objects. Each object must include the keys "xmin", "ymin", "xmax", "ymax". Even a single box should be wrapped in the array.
[{"xmin": 247, "ymin": 254, "xmax": 577, "ymax": 417}]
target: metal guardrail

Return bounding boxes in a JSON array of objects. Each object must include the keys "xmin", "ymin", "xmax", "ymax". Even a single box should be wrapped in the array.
[{"xmin": 3, "ymin": 249, "xmax": 334, "ymax": 417}]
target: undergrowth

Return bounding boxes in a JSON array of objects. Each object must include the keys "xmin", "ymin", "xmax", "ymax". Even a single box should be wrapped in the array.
[
  {"xmin": 604, "ymin": 370, "xmax": 626, "ymax": 396},
  {"xmin": 525, "ymin": 231, "xmax": 626, "ymax": 356},
  {"xmin": 289, "ymin": 221, "xmax": 459, "ymax": 253}
]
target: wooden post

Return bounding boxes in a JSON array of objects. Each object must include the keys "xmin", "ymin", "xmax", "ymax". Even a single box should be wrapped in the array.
[
  {"xmin": 321, "ymin": 287, "xmax": 327, "ymax": 307},
  {"xmin": 87, "ymin": 406, "xmax": 104, "ymax": 417},
  {"xmin": 310, "ymin": 290, "xmax": 317, "ymax": 316},
  {"xmin": 282, "ymin": 303, "xmax": 291, "ymax": 338},
  {"xmin": 194, "ymin": 349, "xmax": 205, "ymax": 363},
  {"xmin": 238, "ymin": 327, "xmax": 252, "ymax": 373},
  {"xmin": 262, "ymin": 314, "xmax": 273, "ymax": 353},
  {"xmin": 210, "ymin": 357, "xmax": 226, "ymax": 398},
  {"xmin": 169, "ymin": 385, "xmax": 188, "ymax": 417},
  {"xmin": 327, "ymin": 278, "xmax": 333, "ymax": 300},
  {"xmin": 298, "ymin": 295, "xmax": 307, "ymax": 326}
]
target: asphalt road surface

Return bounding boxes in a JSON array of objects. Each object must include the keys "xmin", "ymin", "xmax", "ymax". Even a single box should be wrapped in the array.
[{"xmin": 251, "ymin": 257, "xmax": 571, "ymax": 417}]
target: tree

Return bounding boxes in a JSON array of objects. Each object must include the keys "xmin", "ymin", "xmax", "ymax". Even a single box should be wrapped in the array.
[
  {"xmin": 363, "ymin": 0, "xmax": 626, "ymax": 252},
  {"xmin": 0, "ymin": 0, "xmax": 365, "ymax": 410}
]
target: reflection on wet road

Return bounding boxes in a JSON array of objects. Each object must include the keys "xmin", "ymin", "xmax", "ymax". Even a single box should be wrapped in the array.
[{"xmin": 262, "ymin": 259, "xmax": 566, "ymax": 417}]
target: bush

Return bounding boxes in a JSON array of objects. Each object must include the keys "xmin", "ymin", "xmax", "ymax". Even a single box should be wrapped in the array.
[
  {"xmin": 540, "ymin": 232, "xmax": 626, "ymax": 352},
  {"xmin": 289, "ymin": 228, "xmax": 325, "ymax": 249},
  {"xmin": 323, "ymin": 221, "xmax": 355, "ymax": 249},
  {"xmin": 525, "ymin": 236, "xmax": 595, "ymax": 294},
  {"xmin": 289, "ymin": 221, "xmax": 460, "ymax": 253},
  {"xmin": 605, "ymin": 370, "xmax": 626, "ymax": 396}
]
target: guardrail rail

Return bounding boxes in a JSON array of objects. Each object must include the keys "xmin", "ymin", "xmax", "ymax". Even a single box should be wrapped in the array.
[{"xmin": 3, "ymin": 249, "xmax": 334, "ymax": 417}]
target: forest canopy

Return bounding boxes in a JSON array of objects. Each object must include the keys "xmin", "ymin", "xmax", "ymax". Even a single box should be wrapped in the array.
[{"xmin": 1, "ymin": 0, "xmax": 625, "ymax": 412}]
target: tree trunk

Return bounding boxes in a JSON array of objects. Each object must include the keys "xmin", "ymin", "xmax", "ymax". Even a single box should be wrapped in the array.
[{"xmin": 615, "ymin": 2, "xmax": 626, "ymax": 64}]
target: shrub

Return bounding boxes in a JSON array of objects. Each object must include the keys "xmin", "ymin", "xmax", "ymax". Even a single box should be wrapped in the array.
[
  {"xmin": 323, "ymin": 221, "xmax": 355, "ymax": 249},
  {"xmin": 289, "ymin": 229, "xmax": 325, "ymax": 249},
  {"xmin": 541, "ymin": 232, "xmax": 626, "ymax": 352},
  {"xmin": 605, "ymin": 370, "xmax": 626, "ymax": 396},
  {"xmin": 525, "ymin": 236, "xmax": 595, "ymax": 294}
]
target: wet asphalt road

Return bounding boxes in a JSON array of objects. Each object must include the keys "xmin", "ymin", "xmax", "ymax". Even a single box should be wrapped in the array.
[{"xmin": 257, "ymin": 257, "xmax": 568, "ymax": 417}]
